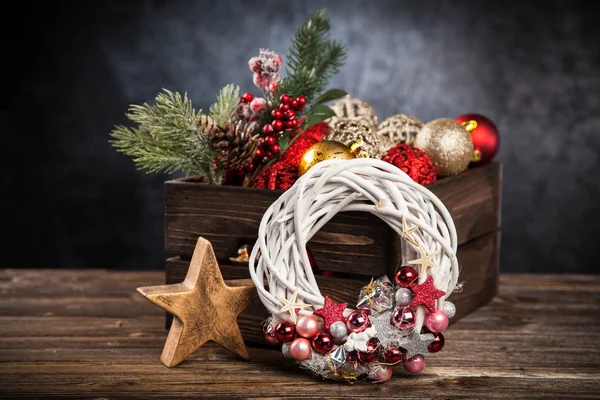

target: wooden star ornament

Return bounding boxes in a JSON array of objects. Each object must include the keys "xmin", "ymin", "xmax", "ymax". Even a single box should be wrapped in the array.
[{"xmin": 137, "ymin": 237, "xmax": 256, "ymax": 367}]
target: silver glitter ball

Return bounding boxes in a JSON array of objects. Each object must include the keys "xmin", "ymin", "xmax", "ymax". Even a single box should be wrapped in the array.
[
  {"xmin": 394, "ymin": 288, "xmax": 413, "ymax": 307},
  {"xmin": 281, "ymin": 342, "xmax": 292, "ymax": 358},
  {"xmin": 442, "ymin": 301, "xmax": 456, "ymax": 318},
  {"xmin": 329, "ymin": 321, "xmax": 349, "ymax": 341}
]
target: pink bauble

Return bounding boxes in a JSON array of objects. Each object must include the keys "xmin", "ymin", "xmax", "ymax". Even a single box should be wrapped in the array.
[
  {"xmin": 392, "ymin": 306, "xmax": 416, "ymax": 330},
  {"xmin": 296, "ymin": 315, "xmax": 319, "ymax": 338},
  {"xmin": 404, "ymin": 355, "xmax": 425, "ymax": 373},
  {"xmin": 424, "ymin": 310, "xmax": 449, "ymax": 333},
  {"xmin": 370, "ymin": 366, "xmax": 393, "ymax": 383},
  {"xmin": 289, "ymin": 338, "xmax": 311, "ymax": 361},
  {"xmin": 346, "ymin": 311, "xmax": 368, "ymax": 333}
]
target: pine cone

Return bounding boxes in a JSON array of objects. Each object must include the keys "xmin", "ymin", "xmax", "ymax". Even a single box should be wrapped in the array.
[{"xmin": 203, "ymin": 118, "xmax": 262, "ymax": 170}]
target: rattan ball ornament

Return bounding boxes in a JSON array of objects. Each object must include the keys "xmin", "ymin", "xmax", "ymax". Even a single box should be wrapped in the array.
[
  {"xmin": 298, "ymin": 140, "xmax": 355, "ymax": 176},
  {"xmin": 249, "ymin": 158, "xmax": 460, "ymax": 383},
  {"xmin": 329, "ymin": 95, "xmax": 378, "ymax": 128},
  {"xmin": 327, "ymin": 117, "xmax": 385, "ymax": 159},
  {"xmin": 377, "ymin": 114, "xmax": 424, "ymax": 150},
  {"xmin": 414, "ymin": 118, "xmax": 474, "ymax": 177}
]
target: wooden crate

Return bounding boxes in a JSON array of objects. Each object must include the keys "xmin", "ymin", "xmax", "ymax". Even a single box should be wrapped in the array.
[{"xmin": 165, "ymin": 162, "xmax": 502, "ymax": 344}]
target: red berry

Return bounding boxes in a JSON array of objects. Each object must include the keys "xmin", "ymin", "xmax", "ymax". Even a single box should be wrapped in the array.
[
  {"xmin": 271, "ymin": 109, "xmax": 283, "ymax": 120},
  {"xmin": 290, "ymin": 99, "xmax": 299, "ymax": 109},
  {"xmin": 291, "ymin": 118, "xmax": 300, "ymax": 128},
  {"xmin": 427, "ymin": 332, "xmax": 445, "ymax": 353},
  {"xmin": 284, "ymin": 120, "xmax": 295, "ymax": 129},
  {"xmin": 311, "ymin": 332, "xmax": 334, "ymax": 354},
  {"xmin": 263, "ymin": 124, "xmax": 274, "ymax": 135},
  {"xmin": 244, "ymin": 162, "xmax": 255, "ymax": 172},
  {"xmin": 274, "ymin": 321, "xmax": 295, "ymax": 343},
  {"xmin": 271, "ymin": 144, "xmax": 281, "ymax": 154},
  {"xmin": 279, "ymin": 94, "xmax": 291, "ymax": 104},
  {"xmin": 241, "ymin": 92, "xmax": 254, "ymax": 103},
  {"xmin": 255, "ymin": 147, "xmax": 263, "ymax": 158},
  {"xmin": 279, "ymin": 103, "xmax": 290, "ymax": 112},
  {"xmin": 284, "ymin": 110, "xmax": 296, "ymax": 120},
  {"xmin": 262, "ymin": 156, "xmax": 270, "ymax": 164},
  {"xmin": 296, "ymin": 103, "xmax": 305, "ymax": 111},
  {"xmin": 272, "ymin": 120, "xmax": 284, "ymax": 131},
  {"xmin": 265, "ymin": 151, "xmax": 274, "ymax": 159},
  {"xmin": 297, "ymin": 95, "xmax": 307, "ymax": 106},
  {"xmin": 265, "ymin": 136, "xmax": 276, "ymax": 146}
]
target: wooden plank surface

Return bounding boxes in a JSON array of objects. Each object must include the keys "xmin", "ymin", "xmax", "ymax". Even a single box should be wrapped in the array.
[{"xmin": 1, "ymin": 269, "xmax": 599, "ymax": 399}]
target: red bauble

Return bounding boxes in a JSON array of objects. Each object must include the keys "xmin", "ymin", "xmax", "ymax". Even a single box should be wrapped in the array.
[
  {"xmin": 274, "ymin": 321, "xmax": 295, "ymax": 343},
  {"xmin": 272, "ymin": 109, "xmax": 284, "ymax": 120},
  {"xmin": 455, "ymin": 113, "xmax": 500, "ymax": 166},
  {"xmin": 272, "ymin": 120, "xmax": 284, "ymax": 131},
  {"xmin": 264, "ymin": 136, "xmax": 276, "ymax": 146},
  {"xmin": 279, "ymin": 103, "xmax": 291, "ymax": 112},
  {"xmin": 392, "ymin": 306, "xmax": 416, "ymax": 330},
  {"xmin": 346, "ymin": 311, "xmax": 368, "ymax": 333},
  {"xmin": 240, "ymin": 92, "xmax": 254, "ymax": 103},
  {"xmin": 357, "ymin": 338, "xmax": 380, "ymax": 363},
  {"xmin": 297, "ymin": 95, "xmax": 307, "ymax": 106},
  {"xmin": 382, "ymin": 347, "xmax": 406, "ymax": 364},
  {"xmin": 382, "ymin": 144, "xmax": 437, "ymax": 185},
  {"xmin": 271, "ymin": 144, "xmax": 281, "ymax": 154},
  {"xmin": 263, "ymin": 124, "xmax": 274, "ymax": 135},
  {"xmin": 255, "ymin": 147, "xmax": 263, "ymax": 158},
  {"xmin": 284, "ymin": 110, "xmax": 296, "ymax": 120},
  {"xmin": 279, "ymin": 94, "xmax": 291, "ymax": 104},
  {"xmin": 395, "ymin": 266, "xmax": 418, "ymax": 287},
  {"xmin": 265, "ymin": 325, "xmax": 280, "ymax": 345},
  {"xmin": 311, "ymin": 332, "xmax": 334, "ymax": 354},
  {"xmin": 290, "ymin": 99, "xmax": 299, "ymax": 109},
  {"xmin": 428, "ymin": 331, "xmax": 445, "ymax": 353}
]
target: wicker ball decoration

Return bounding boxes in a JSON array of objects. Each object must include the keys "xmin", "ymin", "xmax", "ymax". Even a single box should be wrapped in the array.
[
  {"xmin": 329, "ymin": 95, "xmax": 378, "ymax": 128},
  {"xmin": 249, "ymin": 158, "xmax": 460, "ymax": 381},
  {"xmin": 327, "ymin": 117, "xmax": 385, "ymax": 159},
  {"xmin": 377, "ymin": 114, "xmax": 424, "ymax": 150}
]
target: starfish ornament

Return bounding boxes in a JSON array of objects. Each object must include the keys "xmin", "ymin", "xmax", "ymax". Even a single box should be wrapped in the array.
[
  {"xmin": 401, "ymin": 215, "xmax": 419, "ymax": 247},
  {"xmin": 408, "ymin": 244, "xmax": 439, "ymax": 277},
  {"xmin": 137, "ymin": 237, "xmax": 256, "ymax": 367},
  {"xmin": 409, "ymin": 276, "xmax": 446, "ymax": 313},
  {"xmin": 398, "ymin": 331, "xmax": 435, "ymax": 359},
  {"xmin": 313, "ymin": 296, "xmax": 347, "ymax": 329},
  {"xmin": 277, "ymin": 288, "xmax": 311, "ymax": 323}
]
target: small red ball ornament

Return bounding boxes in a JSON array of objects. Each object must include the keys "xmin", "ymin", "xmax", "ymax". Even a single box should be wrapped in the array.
[
  {"xmin": 263, "ymin": 124, "xmax": 274, "ymax": 135},
  {"xmin": 392, "ymin": 306, "xmax": 416, "ymax": 330},
  {"xmin": 274, "ymin": 321, "xmax": 296, "ymax": 343},
  {"xmin": 297, "ymin": 95, "xmax": 307, "ymax": 106},
  {"xmin": 357, "ymin": 338, "xmax": 380, "ymax": 363},
  {"xmin": 271, "ymin": 144, "xmax": 281, "ymax": 154},
  {"xmin": 264, "ymin": 136, "xmax": 276, "ymax": 146},
  {"xmin": 280, "ymin": 103, "xmax": 291, "ymax": 112},
  {"xmin": 284, "ymin": 110, "xmax": 296, "ymax": 120},
  {"xmin": 381, "ymin": 347, "xmax": 406, "ymax": 364},
  {"xmin": 404, "ymin": 354, "xmax": 425, "ymax": 373},
  {"xmin": 312, "ymin": 331, "xmax": 334, "ymax": 354},
  {"xmin": 265, "ymin": 325, "xmax": 280, "ymax": 345},
  {"xmin": 240, "ymin": 92, "xmax": 254, "ymax": 103},
  {"xmin": 455, "ymin": 113, "xmax": 500, "ymax": 166},
  {"xmin": 290, "ymin": 99, "xmax": 299, "ymax": 109},
  {"xmin": 272, "ymin": 109, "xmax": 283, "ymax": 120},
  {"xmin": 272, "ymin": 120, "xmax": 284, "ymax": 131},
  {"xmin": 279, "ymin": 94, "xmax": 291, "ymax": 104},
  {"xmin": 382, "ymin": 144, "xmax": 437, "ymax": 185},
  {"xmin": 346, "ymin": 311, "xmax": 368, "ymax": 333},
  {"xmin": 428, "ymin": 331, "xmax": 445, "ymax": 353},
  {"xmin": 395, "ymin": 266, "xmax": 418, "ymax": 287}
]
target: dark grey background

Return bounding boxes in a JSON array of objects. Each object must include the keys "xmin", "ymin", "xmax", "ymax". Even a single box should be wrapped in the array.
[{"xmin": 3, "ymin": 0, "xmax": 599, "ymax": 272}]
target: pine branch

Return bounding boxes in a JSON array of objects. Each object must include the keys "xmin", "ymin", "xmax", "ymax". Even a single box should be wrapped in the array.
[
  {"xmin": 209, "ymin": 84, "xmax": 240, "ymax": 125},
  {"xmin": 110, "ymin": 89, "xmax": 223, "ymax": 183}
]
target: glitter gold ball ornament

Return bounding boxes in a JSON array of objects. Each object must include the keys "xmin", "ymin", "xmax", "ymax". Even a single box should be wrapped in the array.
[
  {"xmin": 377, "ymin": 114, "xmax": 424, "ymax": 150},
  {"xmin": 330, "ymin": 95, "xmax": 378, "ymax": 128},
  {"xmin": 327, "ymin": 117, "xmax": 385, "ymax": 158},
  {"xmin": 414, "ymin": 118, "xmax": 474, "ymax": 176},
  {"xmin": 298, "ymin": 140, "xmax": 355, "ymax": 176}
]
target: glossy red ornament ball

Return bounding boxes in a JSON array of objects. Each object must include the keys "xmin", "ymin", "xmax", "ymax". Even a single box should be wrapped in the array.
[
  {"xmin": 284, "ymin": 120, "xmax": 295, "ymax": 129},
  {"xmin": 272, "ymin": 120, "xmax": 284, "ymax": 131},
  {"xmin": 240, "ymin": 92, "xmax": 254, "ymax": 103},
  {"xmin": 279, "ymin": 94, "xmax": 291, "ymax": 104},
  {"xmin": 271, "ymin": 144, "xmax": 281, "ymax": 154},
  {"xmin": 395, "ymin": 266, "xmax": 418, "ymax": 287},
  {"xmin": 284, "ymin": 110, "xmax": 296, "ymax": 120},
  {"xmin": 274, "ymin": 321, "xmax": 295, "ymax": 343},
  {"xmin": 279, "ymin": 103, "xmax": 291, "ymax": 112},
  {"xmin": 297, "ymin": 95, "xmax": 307, "ymax": 106},
  {"xmin": 382, "ymin": 144, "xmax": 437, "ymax": 185},
  {"xmin": 244, "ymin": 162, "xmax": 255, "ymax": 173},
  {"xmin": 455, "ymin": 113, "xmax": 500, "ymax": 166},
  {"xmin": 381, "ymin": 347, "xmax": 406, "ymax": 364},
  {"xmin": 311, "ymin": 331, "xmax": 334, "ymax": 354},
  {"xmin": 264, "ymin": 325, "xmax": 280, "ymax": 345},
  {"xmin": 357, "ymin": 338, "xmax": 380, "ymax": 363},
  {"xmin": 254, "ymin": 147, "xmax": 263, "ymax": 158},
  {"xmin": 392, "ymin": 306, "xmax": 416, "ymax": 330},
  {"xmin": 263, "ymin": 124, "xmax": 274, "ymax": 135},
  {"xmin": 264, "ymin": 136, "xmax": 276, "ymax": 146},
  {"xmin": 290, "ymin": 99, "xmax": 299, "ymax": 109},
  {"xmin": 271, "ymin": 109, "xmax": 283, "ymax": 120},
  {"xmin": 427, "ymin": 332, "xmax": 445, "ymax": 353},
  {"xmin": 291, "ymin": 118, "xmax": 300, "ymax": 127},
  {"xmin": 346, "ymin": 311, "xmax": 368, "ymax": 333}
]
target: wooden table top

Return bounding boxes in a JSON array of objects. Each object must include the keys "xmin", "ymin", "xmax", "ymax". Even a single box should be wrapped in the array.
[{"xmin": 1, "ymin": 270, "xmax": 599, "ymax": 399}]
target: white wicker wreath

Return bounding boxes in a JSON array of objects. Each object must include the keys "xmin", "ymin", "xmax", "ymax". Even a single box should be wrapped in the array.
[{"xmin": 249, "ymin": 157, "xmax": 460, "ymax": 382}]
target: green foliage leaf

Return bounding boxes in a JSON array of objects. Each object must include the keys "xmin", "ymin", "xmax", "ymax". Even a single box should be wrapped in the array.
[
  {"xmin": 304, "ymin": 104, "xmax": 336, "ymax": 128},
  {"xmin": 313, "ymin": 88, "xmax": 347, "ymax": 105},
  {"xmin": 209, "ymin": 84, "xmax": 240, "ymax": 125}
]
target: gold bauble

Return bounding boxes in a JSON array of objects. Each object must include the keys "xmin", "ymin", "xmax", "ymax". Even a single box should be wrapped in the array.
[
  {"xmin": 413, "ymin": 118, "xmax": 474, "ymax": 177},
  {"xmin": 327, "ymin": 117, "xmax": 385, "ymax": 159},
  {"xmin": 329, "ymin": 95, "xmax": 378, "ymax": 128},
  {"xmin": 298, "ymin": 140, "xmax": 356, "ymax": 176},
  {"xmin": 377, "ymin": 114, "xmax": 424, "ymax": 150}
]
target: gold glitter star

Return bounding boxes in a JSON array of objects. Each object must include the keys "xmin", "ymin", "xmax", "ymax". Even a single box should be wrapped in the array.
[
  {"xmin": 277, "ymin": 288, "xmax": 311, "ymax": 323},
  {"xmin": 401, "ymin": 216, "xmax": 419, "ymax": 247},
  {"xmin": 408, "ymin": 244, "xmax": 439, "ymax": 277}
]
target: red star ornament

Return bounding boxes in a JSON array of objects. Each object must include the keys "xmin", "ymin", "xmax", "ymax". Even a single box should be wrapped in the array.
[
  {"xmin": 409, "ymin": 276, "xmax": 446, "ymax": 313},
  {"xmin": 313, "ymin": 296, "xmax": 347, "ymax": 329}
]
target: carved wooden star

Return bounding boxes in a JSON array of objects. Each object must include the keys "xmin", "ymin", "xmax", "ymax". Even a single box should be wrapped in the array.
[
  {"xmin": 313, "ymin": 296, "xmax": 347, "ymax": 329},
  {"xmin": 409, "ymin": 276, "xmax": 446, "ymax": 313},
  {"xmin": 277, "ymin": 288, "xmax": 312, "ymax": 323},
  {"xmin": 137, "ymin": 237, "xmax": 256, "ymax": 367},
  {"xmin": 401, "ymin": 215, "xmax": 419, "ymax": 247},
  {"xmin": 408, "ymin": 244, "xmax": 439, "ymax": 277}
]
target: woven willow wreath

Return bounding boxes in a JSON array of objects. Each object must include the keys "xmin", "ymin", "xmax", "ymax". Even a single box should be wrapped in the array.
[{"xmin": 249, "ymin": 158, "xmax": 459, "ymax": 383}]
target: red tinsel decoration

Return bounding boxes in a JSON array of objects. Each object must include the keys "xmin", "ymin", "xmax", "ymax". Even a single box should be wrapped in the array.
[
  {"xmin": 251, "ymin": 122, "xmax": 329, "ymax": 190},
  {"xmin": 382, "ymin": 144, "xmax": 437, "ymax": 185}
]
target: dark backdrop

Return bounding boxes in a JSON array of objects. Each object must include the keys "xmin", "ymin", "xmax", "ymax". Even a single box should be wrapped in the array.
[{"xmin": 3, "ymin": 0, "xmax": 599, "ymax": 273}]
